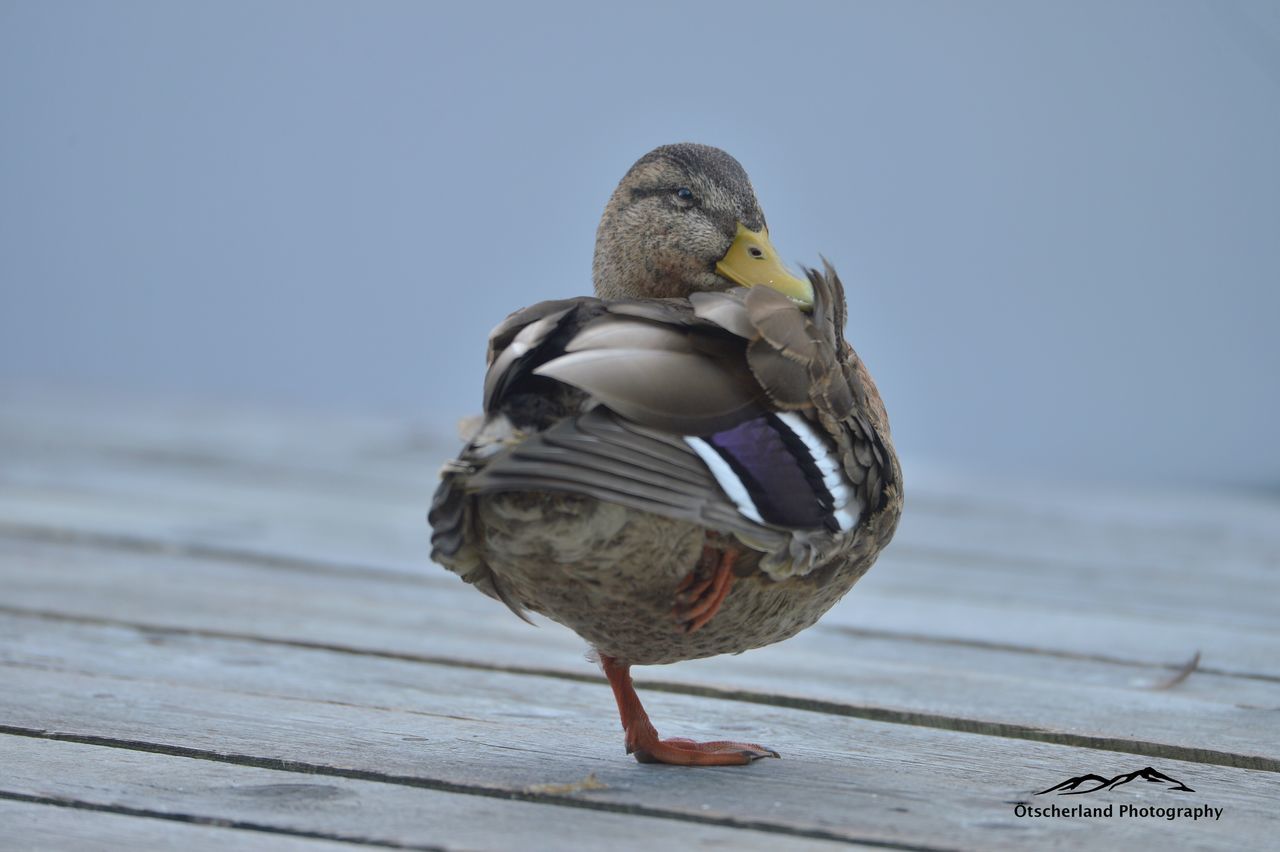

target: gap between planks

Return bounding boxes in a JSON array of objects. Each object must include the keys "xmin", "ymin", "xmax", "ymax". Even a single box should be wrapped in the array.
[
  {"xmin": 0, "ymin": 799, "xmax": 420, "ymax": 852},
  {"xmin": 4, "ymin": 605, "xmax": 1276, "ymax": 775},
  {"xmin": 7, "ymin": 425, "xmax": 1278, "ymax": 601},
  {"xmin": 7, "ymin": 615, "xmax": 1278, "ymax": 849},
  {"xmin": 0, "ymin": 791, "xmax": 445, "ymax": 852},
  {"xmin": 0, "ymin": 519, "xmax": 1272, "ymax": 685},
  {"xmin": 7, "ymin": 527, "xmax": 1278, "ymax": 766},
  {"xmin": 0, "ymin": 734, "xmax": 870, "ymax": 852},
  {"xmin": 5, "ymin": 452, "xmax": 1277, "ymax": 656},
  {"xmin": 0, "ymin": 728, "xmax": 949, "ymax": 852}
]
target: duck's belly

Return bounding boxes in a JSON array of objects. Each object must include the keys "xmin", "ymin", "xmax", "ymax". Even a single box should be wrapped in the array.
[{"xmin": 474, "ymin": 491, "xmax": 859, "ymax": 665}]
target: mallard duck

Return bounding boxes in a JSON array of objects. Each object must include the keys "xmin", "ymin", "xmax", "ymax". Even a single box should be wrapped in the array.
[{"xmin": 429, "ymin": 143, "xmax": 902, "ymax": 766}]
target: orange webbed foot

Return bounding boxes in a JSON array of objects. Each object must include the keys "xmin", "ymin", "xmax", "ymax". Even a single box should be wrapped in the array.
[
  {"xmin": 631, "ymin": 736, "xmax": 780, "ymax": 766},
  {"xmin": 600, "ymin": 654, "xmax": 780, "ymax": 767}
]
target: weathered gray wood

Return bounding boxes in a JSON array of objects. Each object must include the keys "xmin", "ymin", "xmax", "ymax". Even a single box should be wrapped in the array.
[
  {"xmin": 4, "ymin": 393, "xmax": 1276, "ymax": 686},
  {"xmin": 0, "ymin": 388, "xmax": 455, "ymax": 479},
  {"xmin": 3, "ymin": 388, "xmax": 1276, "ymax": 566},
  {"xmin": 2, "ymin": 617, "xmax": 1276, "ymax": 851},
  {"xmin": 2, "ymin": 388, "xmax": 1274, "ymax": 530},
  {"xmin": 3, "ymin": 460, "xmax": 1276, "ymax": 639},
  {"xmin": 0, "ymin": 799, "xmax": 377, "ymax": 852},
  {"xmin": 1, "ymin": 470, "xmax": 1276, "ymax": 680},
  {"xmin": 2, "ymin": 539, "xmax": 1276, "ymax": 770},
  {"xmin": 3, "ymin": 391, "xmax": 1278, "ymax": 850},
  {"xmin": 3, "ymin": 395, "xmax": 1275, "ymax": 618},
  {"xmin": 0, "ymin": 736, "xmax": 855, "ymax": 852},
  {"xmin": 5, "ymin": 429, "xmax": 1276, "ymax": 582}
]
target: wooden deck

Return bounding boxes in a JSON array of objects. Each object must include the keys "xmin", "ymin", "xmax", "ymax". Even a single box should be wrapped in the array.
[{"xmin": 1, "ymin": 390, "xmax": 1277, "ymax": 851}]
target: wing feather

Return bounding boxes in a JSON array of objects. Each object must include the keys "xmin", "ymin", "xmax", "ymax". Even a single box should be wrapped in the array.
[
  {"xmin": 534, "ymin": 348, "xmax": 762, "ymax": 435},
  {"xmin": 435, "ymin": 262, "xmax": 898, "ymax": 583}
]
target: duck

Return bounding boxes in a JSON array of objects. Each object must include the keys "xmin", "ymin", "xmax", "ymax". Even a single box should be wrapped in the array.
[{"xmin": 429, "ymin": 143, "xmax": 902, "ymax": 766}]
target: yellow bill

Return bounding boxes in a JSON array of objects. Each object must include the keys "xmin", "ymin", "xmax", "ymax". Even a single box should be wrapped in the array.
[{"xmin": 715, "ymin": 223, "xmax": 814, "ymax": 309}]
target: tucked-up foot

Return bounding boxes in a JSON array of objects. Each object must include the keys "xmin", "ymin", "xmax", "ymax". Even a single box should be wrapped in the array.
[
  {"xmin": 631, "ymin": 736, "xmax": 779, "ymax": 766},
  {"xmin": 673, "ymin": 546, "xmax": 737, "ymax": 633}
]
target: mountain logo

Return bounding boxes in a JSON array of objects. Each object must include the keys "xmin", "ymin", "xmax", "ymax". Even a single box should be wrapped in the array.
[{"xmin": 1036, "ymin": 766, "xmax": 1195, "ymax": 796}]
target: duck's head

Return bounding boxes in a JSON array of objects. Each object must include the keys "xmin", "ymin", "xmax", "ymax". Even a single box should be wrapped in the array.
[{"xmin": 592, "ymin": 143, "xmax": 814, "ymax": 308}]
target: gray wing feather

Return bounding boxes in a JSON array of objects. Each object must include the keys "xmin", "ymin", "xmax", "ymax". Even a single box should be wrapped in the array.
[
  {"xmin": 429, "ymin": 468, "xmax": 535, "ymax": 624},
  {"xmin": 436, "ymin": 267, "xmax": 890, "ymax": 583},
  {"xmin": 564, "ymin": 314, "xmax": 694, "ymax": 353},
  {"xmin": 466, "ymin": 409, "xmax": 787, "ymax": 551},
  {"xmin": 483, "ymin": 306, "xmax": 576, "ymax": 412},
  {"xmin": 689, "ymin": 290, "xmax": 756, "ymax": 338},
  {"xmin": 533, "ymin": 348, "xmax": 762, "ymax": 435}
]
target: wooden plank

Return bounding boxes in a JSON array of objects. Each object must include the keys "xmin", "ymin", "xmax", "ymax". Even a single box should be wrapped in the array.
[
  {"xmin": 2, "ymin": 615, "xmax": 1276, "ymax": 851},
  {"xmin": 1, "ymin": 471, "xmax": 1276, "ymax": 680},
  {"xmin": 0, "ymin": 800, "xmax": 377, "ymax": 852},
  {"xmin": 3, "ymin": 394, "xmax": 1275, "ymax": 629},
  {"xmin": 0, "ymin": 736, "xmax": 854, "ymax": 852},
  {"xmin": 3, "ymin": 389, "xmax": 1277, "ymax": 567},
  {"xmin": 3, "ymin": 452, "xmax": 1277, "ymax": 632},
  {"xmin": 2, "ymin": 393, "xmax": 1277, "ymax": 849},
  {"xmin": 0, "ymin": 388, "xmax": 454, "ymax": 478},
  {"xmin": 5, "ymin": 423, "xmax": 1276, "ymax": 578},
  {"xmin": 4, "ymin": 395, "xmax": 1277, "ymax": 692},
  {"xmin": 1, "ymin": 541, "xmax": 1277, "ymax": 774}
]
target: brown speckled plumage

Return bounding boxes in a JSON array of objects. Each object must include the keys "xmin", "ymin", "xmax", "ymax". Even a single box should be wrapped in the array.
[
  {"xmin": 429, "ymin": 143, "xmax": 902, "ymax": 764},
  {"xmin": 471, "ymin": 490, "xmax": 893, "ymax": 665}
]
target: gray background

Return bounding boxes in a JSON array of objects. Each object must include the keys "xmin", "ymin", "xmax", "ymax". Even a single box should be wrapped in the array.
[{"xmin": 3, "ymin": 0, "xmax": 1277, "ymax": 490}]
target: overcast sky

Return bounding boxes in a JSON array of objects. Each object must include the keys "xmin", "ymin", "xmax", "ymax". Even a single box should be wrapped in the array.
[{"xmin": 2, "ymin": 1, "xmax": 1277, "ymax": 490}]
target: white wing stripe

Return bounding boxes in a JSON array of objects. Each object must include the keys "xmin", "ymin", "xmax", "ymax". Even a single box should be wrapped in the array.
[
  {"xmin": 777, "ymin": 412, "xmax": 851, "ymax": 502},
  {"xmin": 685, "ymin": 436, "xmax": 765, "ymax": 524}
]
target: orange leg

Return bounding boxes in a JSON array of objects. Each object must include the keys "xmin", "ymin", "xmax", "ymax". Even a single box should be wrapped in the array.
[
  {"xmin": 673, "ymin": 546, "xmax": 737, "ymax": 634},
  {"xmin": 599, "ymin": 654, "xmax": 779, "ymax": 766}
]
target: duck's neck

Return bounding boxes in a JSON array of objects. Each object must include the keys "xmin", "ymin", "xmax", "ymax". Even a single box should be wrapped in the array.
[
  {"xmin": 592, "ymin": 231, "xmax": 698, "ymax": 301},
  {"xmin": 592, "ymin": 213, "xmax": 644, "ymax": 300}
]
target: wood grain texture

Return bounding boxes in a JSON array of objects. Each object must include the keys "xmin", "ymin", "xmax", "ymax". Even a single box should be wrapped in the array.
[
  {"xmin": 0, "ymin": 799, "xmax": 383, "ymax": 852},
  {"xmin": 0, "ymin": 736, "xmax": 856, "ymax": 852},
  {"xmin": 2, "ymin": 392, "xmax": 1278, "ymax": 850},
  {"xmin": 1, "ymin": 462, "xmax": 1277, "ymax": 678},
  {"xmin": 1, "ymin": 537, "xmax": 1276, "ymax": 771},
  {"xmin": 2, "ymin": 388, "xmax": 1276, "ymax": 572},
  {"xmin": 2, "ymin": 615, "xmax": 1277, "ymax": 851}
]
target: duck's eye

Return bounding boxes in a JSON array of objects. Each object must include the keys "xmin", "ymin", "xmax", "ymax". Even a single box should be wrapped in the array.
[{"xmin": 674, "ymin": 187, "xmax": 695, "ymax": 203}]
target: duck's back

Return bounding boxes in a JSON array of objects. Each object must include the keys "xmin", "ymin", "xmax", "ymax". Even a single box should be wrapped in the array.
[{"xmin": 429, "ymin": 266, "xmax": 902, "ymax": 665}]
